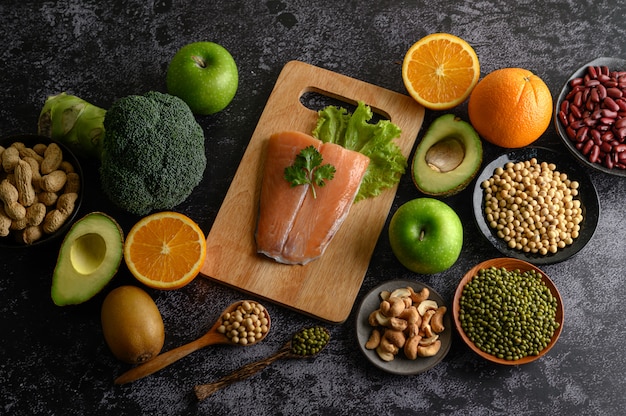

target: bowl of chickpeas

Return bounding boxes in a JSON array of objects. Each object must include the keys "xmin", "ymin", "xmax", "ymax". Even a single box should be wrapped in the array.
[
  {"xmin": 472, "ymin": 147, "xmax": 599, "ymax": 265},
  {"xmin": 0, "ymin": 134, "xmax": 84, "ymax": 247},
  {"xmin": 453, "ymin": 257, "xmax": 564, "ymax": 365}
]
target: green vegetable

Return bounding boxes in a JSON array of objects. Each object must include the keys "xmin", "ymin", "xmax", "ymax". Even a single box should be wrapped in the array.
[
  {"xmin": 284, "ymin": 145, "xmax": 335, "ymax": 199},
  {"xmin": 38, "ymin": 92, "xmax": 106, "ymax": 159},
  {"xmin": 458, "ymin": 267, "xmax": 560, "ymax": 361},
  {"xmin": 312, "ymin": 101, "xmax": 405, "ymax": 202},
  {"xmin": 38, "ymin": 91, "xmax": 206, "ymax": 216}
]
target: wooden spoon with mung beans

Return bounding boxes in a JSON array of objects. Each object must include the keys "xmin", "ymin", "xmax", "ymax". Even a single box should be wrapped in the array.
[{"xmin": 194, "ymin": 326, "xmax": 330, "ymax": 400}]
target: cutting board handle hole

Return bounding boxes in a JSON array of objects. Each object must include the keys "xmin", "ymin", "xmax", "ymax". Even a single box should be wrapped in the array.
[{"xmin": 299, "ymin": 90, "xmax": 390, "ymax": 123}]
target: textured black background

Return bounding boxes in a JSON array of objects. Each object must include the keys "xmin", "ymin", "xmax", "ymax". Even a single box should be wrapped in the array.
[{"xmin": 1, "ymin": 1, "xmax": 625, "ymax": 415}]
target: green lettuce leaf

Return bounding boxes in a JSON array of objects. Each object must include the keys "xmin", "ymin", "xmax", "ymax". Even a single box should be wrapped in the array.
[{"xmin": 312, "ymin": 101, "xmax": 405, "ymax": 202}]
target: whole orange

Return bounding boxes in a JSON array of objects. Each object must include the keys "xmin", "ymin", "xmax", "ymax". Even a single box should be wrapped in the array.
[{"xmin": 468, "ymin": 68, "xmax": 553, "ymax": 148}]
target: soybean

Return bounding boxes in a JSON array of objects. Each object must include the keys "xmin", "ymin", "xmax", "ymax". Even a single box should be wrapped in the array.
[
  {"xmin": 458, "ymin": 267, "xmax": 559, "ymax": 360},
  {"xmin": 217, "ymin": 301, "xmax": 270, "ymax": 346},
  {"xmin": 481, "ymin": 158, "xmax": 583, "ymax": 255}
]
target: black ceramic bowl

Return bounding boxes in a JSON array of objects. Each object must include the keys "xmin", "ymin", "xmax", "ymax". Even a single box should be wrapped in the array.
[
  {"xmin": 0, "ymin": 134, "xmax": 84, "ymax": 248},
  {"xmin": 472, "ymin": 147, "xmax": 599, "ymax": 265},
  {"xmin": 554, "ymin": 56, "xmax": 626, "ymax": 177}
]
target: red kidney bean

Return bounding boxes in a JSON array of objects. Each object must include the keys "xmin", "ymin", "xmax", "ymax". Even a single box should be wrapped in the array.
[
  {"xmin": 559, "ymin": 65, "xmax": 626, "ymax": 169},
  {"xmin": 576, "ymin": 126, "xmax": 589, "ymax": 142},
  {"xmin": 601, "ymin": 131, "xmax": 615, "ymax": 142},
  {"xmin": 603, "ymin": 97, "xmax": 620, "ymax": 112},
  {"xmin": 601, "ymin": 142, "xmax": 613, "ymax": 153},
  {"xmin": 615, "ymin": 118, "xmax": 626, "ymax": 129},
  {"xmin": 589, "ymin": 145, "xmax": 601, "ymax": 163},
  {"xmin": 614, "ymin": 143, "xmax": 626, "ymax": 153},
  {"xmin": 591, "ymin": 128, "xmax": 602, "ymax": 142},
  {"xmin": 570, "ymin": 77, "xmax": 583, "ymax": 87},
  {"xmin": 607, "ymin": 87, "xmax": 623, "ymax": 98}
]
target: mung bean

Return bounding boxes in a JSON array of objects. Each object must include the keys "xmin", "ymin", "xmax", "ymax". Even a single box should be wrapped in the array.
[
  {"xmin": 291, "ymin": 326, "xmax": 330, "ymax": 356},
  {"xmin": 458, "ymin": 267, "xmax": 559, "ymax": 360}
]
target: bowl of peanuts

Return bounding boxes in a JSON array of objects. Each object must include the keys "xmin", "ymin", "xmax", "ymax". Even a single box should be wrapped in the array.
[
  {"xmin": 453, "ymin": 257, "xmax": 564, "ymax": 365},
  {"xmin": 555, "ymin": 56, "xmax": 626, "ymax": 176},
  {"xmin": 472, "ymin": 147, "xmax": 599, "ymax": 265},
  {"xmin": 0, "ymin": 134, "xmax": 83, "ymax": 247}
]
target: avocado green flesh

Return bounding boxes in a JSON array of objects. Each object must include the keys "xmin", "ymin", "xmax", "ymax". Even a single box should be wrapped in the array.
[
  {"xmin": 412, "ymin": 114, "xmax": 482, "ymax": 197},
  {"xmin": 51, "ymin": 212, "xmax": 124, "ymax": 306}
]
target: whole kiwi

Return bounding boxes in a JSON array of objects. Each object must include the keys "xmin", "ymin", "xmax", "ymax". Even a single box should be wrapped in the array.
[{"xmin": 101, "ymin": 285, "xmax": 165, "ymax": 364}]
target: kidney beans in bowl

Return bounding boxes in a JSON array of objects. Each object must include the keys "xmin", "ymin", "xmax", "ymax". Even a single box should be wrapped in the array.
[{"xmin": 554, "ymin": 56, "xmax": 626, "ymax": 177}]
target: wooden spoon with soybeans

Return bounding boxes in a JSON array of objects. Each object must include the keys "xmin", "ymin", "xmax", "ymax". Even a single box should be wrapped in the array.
[{"xmin": 114, "ymin": 300, "xmax": 271, "ymax": 385}]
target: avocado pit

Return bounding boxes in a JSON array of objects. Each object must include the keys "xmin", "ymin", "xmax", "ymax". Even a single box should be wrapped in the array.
[
  {"xmin": 412, "ymin": 114, "xmax": 483, "ymax": 197},
  {"xmin": 425, "ymin": 136, "xmax": 466, "ymax": 173}
]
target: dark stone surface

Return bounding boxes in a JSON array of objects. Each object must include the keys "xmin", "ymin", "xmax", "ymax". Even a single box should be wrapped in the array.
[{"xmin": 1, "ymin": 1, "xmax": 625, "ymax": 415}]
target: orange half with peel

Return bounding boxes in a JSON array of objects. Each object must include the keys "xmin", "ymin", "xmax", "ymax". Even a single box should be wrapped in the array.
[
  {"xmin": 402, "ymin": 33, "xmax": 480, "ymax": 110},
  {"xmin": 124, "ymin": 211, "xmax": 206, "ymax": 290}
]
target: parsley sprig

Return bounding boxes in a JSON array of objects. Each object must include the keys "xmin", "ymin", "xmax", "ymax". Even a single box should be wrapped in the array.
[{"xmin": 284, "ymin": 145, "xmax": 336, "ymax": 199}]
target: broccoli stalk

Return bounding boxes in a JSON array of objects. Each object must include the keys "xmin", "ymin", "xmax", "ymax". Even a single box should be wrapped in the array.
[{"xmin": 38, "ymin": 91, "xmax": 207, "ymax": 216}]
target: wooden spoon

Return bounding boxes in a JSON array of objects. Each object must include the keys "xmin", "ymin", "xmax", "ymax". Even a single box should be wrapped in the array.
[
  {"xmin": 194, "ymin": 326, "xmax": 330, "ymax": 401},
  {"xmin": 114, "ymin": 300, "xmax": 270, "ymax": 385}
]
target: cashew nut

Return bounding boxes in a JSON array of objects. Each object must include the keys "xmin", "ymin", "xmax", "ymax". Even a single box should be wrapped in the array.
[
  {"xmin": 421, "ymin": 309, "xmax": 436, "ymax": 338},
  {"xmin": 408, "ymin": 286, "xmax": 430, "ymax": 303},
  {"xmin": 416, "ymin": 340, "xmax": 441, "ymax": 357},
  {"xmin": 398, "ymin": 306, "xmax": 422, "ymax": 337},
  {"xmin": 404, "ymin": 335, "xmax": 422, "ymax": 360},
  {"xmin": 417, "ymin": 299, "xmax": 438, "ymax": 316},
  {"xmin": 365, "ymin": 285, "xmax": 447, "ymax": 363},
  {"xmin": 431, "ymin": 306, "xmax": 447, "ymax": 333},
  {"xmin": 375, "ymin": 345, "xmax": 396, "ymax": 362},
  {"xmin": 382, "ymin": 329, "xmax": 406, "ymax": 349},
  {"xmin": 365, "ymin": 329, "xmax": 381, "ymax": 350},
  {"xmin": 381, "ymin": 296, "xmax": 405, "ymax": 317}
]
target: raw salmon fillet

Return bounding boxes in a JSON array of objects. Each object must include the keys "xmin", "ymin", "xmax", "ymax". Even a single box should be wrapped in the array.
[{"xmin": 256, "ymin": 131, "xmax": 370, "ymax": 265}]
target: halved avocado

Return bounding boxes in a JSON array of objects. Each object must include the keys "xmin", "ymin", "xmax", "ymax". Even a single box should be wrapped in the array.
[
  {"xmin": 412, "ymin": 114, "xmax": 482, "ymax": 197},
  {"xmin": 51, "ymin": 212, "xmax": 124, "ymax": 306}
]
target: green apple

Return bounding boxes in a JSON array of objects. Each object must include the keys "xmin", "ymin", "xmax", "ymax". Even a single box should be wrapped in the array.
[
  {"xmin": 388, "ymin": 197, "xmax": 463, "ymax": 274},
  {"xmin": 166, "ymin": 41, "xmax": 238, "ymax": 115}
]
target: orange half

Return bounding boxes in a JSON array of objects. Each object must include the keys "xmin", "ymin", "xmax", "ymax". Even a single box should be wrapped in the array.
[
  {"xmin": 402, "ymin": 33, "xmax": 480, "ymax": 110},
  {"xmin": 124, "ymin": 211, "xmax": 207, "ymax": 290}
]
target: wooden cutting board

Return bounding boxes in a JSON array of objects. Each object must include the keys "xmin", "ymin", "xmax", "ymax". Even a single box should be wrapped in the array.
[{"xmin": 200, "ymin": 60, "xmax": 425, "ymax": 323}]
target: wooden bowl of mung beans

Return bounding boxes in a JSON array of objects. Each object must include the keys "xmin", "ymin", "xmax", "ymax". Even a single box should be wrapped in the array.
[{"xmin": 453, "ymin": 257, "xmax": 564, "ymax": 365}]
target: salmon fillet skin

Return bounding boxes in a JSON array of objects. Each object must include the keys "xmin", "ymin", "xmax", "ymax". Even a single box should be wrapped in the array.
[{"xmin": 256, "ymin": 131, "xmax": 370, "ymax": 265}]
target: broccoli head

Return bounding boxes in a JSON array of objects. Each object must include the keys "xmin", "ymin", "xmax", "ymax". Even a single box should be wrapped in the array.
[{"xmin": 99, "ymin": 91, "xmax": 207, "ymax": 215}]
